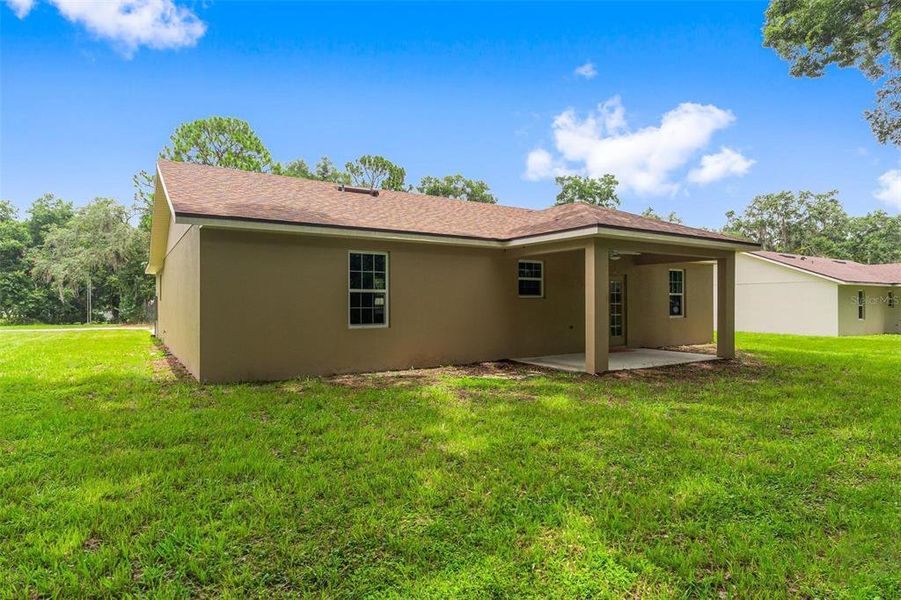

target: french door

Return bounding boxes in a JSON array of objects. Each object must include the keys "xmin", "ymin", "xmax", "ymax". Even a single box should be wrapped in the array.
[{"xmin": 609, "ymin": 276, "xmax": 626, "ymax": 346}]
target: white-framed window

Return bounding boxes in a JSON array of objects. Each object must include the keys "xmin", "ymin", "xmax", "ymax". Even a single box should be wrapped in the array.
[
  {"xmin": 857, "ymin": 290, "xmax": 865, "ymax": 320},
  {"xmin": 888, "ymin": 291, "xmax": 896, "ymax": 309},
  {"xmin": 668, "ymin": 269, "xmax": 685, "ymax": 318},
  {"xmin": 348, "ymin": 251, "xmax": 388, "ymax": 328},
  {"xmin": 518, "ymin": 260, "xmax": 544, "ymax": 297}
]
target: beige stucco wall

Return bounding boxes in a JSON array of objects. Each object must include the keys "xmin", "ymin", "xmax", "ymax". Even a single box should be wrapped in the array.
[
  {"xmin": 512, "ymin": 249, "xmax": 585, "ymax": 357},
  {"xmin": 618, "ymin": 259, "xmax": 714, "ymax": 347},
  {"xmin": 733, "ymin": 253, "xmax": 839, "ymax": 336},
  {"xmin": 193, "ymin": 230, "xmax": 715, "ymax": 381},
  {"xmin": 198, "ymin": 230, "xmax": 517, "ymax": 381},
  {"xmin": 166, "ymin": 221, "xmax": 192, "ymax": 255},
  {"xmin": 837, "ymin": 285, "xmax": 900, "ymax": 335},
  {"xmin": 156, "ymin": 223, "xmax": 201, "ymax": 378}
]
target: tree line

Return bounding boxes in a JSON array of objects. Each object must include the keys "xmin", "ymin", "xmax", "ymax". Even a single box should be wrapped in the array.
[
  {"xmin": 0, "ymin": 194, "xmax": 151, "ymax": 324},
  {"xmin": 1, "ymin": 115, "xmax": 898, "ymax": 325}
]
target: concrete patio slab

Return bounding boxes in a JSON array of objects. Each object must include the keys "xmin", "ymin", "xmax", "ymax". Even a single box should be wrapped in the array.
[{"xmin": 514, "ymin": 348, "xmax": 719, "ymax": 373}]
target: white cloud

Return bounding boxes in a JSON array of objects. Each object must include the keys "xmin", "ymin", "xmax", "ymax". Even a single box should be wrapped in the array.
[
  {"xmin": 687, "ymin": 147, "xmax": 755, "ymax": 185},
  {"xmin": 524, "ymin": 148, "xmax": 571, "ymax": 181},
  {"xmin": 874, "ymin": 169, "xmax": 901, "ymax": 210},
  {"xmin": 573, "ymin": 62, "xmax": 597, "ymax": 80},
  {"xmin": 5, "ymin": 0, "xmax": 34, "ymax": 17},
  {"xmin": 6, "ymin": 0, "xmax": 206, "ymax": 55},
  {"xmin": 526, "ymin": 96, "xmax": 746, "ymax": 195},
  {"xmin": 599, "ymin": 95, "xmax": 627, "ymax": 135}
]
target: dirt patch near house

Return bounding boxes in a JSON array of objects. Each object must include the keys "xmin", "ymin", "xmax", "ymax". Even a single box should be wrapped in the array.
[
  {"xmin": 604, "ymin": 350, "xmax": 770, "ymax": 385},
  {"xmin": 326, "ymin": 360, "xmax": 550, "ymax": 389},
  {"xmin": 326, "ymin": 350, "xmax": 769, "ymax": 389},
  {"xmin": 660, "ymin": 342, "xmax": 718, "ymax": 355},
  {"xmin": 151, "ymin": 337, "xmax": 194, "ymax": 382},
  {"xmin": 152, "ymin": 342, "xmax": 767, "ymax": 389}
]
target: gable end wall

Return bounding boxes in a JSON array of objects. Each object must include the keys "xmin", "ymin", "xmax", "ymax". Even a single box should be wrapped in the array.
[{"xmin": 734, "ymin": 253, "xmax": 838, "ymax": 336}]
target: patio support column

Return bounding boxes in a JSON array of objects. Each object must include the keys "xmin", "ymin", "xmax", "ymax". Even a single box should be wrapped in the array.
[
  {"xmin": 716, "ymin": 252, "xmax": 736, "ymax": 359},
  {"xmin": 585, "ymin": 240, "xmax": 609, "ymax": 373}
]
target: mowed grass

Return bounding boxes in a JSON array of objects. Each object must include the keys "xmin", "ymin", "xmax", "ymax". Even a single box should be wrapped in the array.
[
  {"xmin": 0, "ymin": 331, "xmax": 898, "ymax": 598},
  {"xmin": 0, "ymin": 323, "xmax": 147, "ymax": 330}
]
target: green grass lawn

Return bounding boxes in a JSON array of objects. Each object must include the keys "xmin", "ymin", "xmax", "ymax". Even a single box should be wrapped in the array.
[
  {"xmin": 1, "ymin": 331, "xmax": 898, "ymax": 598},
  {"xmin": 0, "ymin": 323, "xmax": 148, "ymax": 330}
]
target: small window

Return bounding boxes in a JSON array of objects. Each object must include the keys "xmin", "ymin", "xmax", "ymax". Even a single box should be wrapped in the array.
[
  {"xmin": 349, "ymin": 252, "xmax": 388, "ymax": 327},
  {"xmin": 518, "ymin": 260, "xmax": 543, "ymax": 297},
  {"xmin": 889, "ymin": 291, "xmax": 896, "ymax": 309},
  {"xmin": 668, "ymin": 269, "xmax": 685, "ymax": 317},
  {"xmin": 857, "ymin": 290, "xmax": 865, "ymax": 320}
]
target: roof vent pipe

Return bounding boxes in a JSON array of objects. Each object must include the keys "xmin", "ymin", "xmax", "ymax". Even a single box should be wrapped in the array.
[{"xmin": 337, "ymin": 184, "xmax": 379, "ymax": 197}]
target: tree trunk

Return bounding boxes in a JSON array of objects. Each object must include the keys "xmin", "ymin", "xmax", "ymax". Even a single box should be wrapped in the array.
[{"xmin": 86, "ymin": 280, "xmax": 92, "ymax": 325}]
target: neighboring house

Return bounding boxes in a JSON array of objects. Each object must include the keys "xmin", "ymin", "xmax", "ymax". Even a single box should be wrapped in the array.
[
  {"xmin": 731, "ymin": 251, "xmax": 901, "ymax": 336},
  {"xmin": 146, "ymin": 160, "xmax": 757, "ymax": 382}
]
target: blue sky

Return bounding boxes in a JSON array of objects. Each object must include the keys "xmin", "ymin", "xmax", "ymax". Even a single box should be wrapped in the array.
[{"xmin": 2, "ymin": 1, "xmax": 899, "ymax": 227}]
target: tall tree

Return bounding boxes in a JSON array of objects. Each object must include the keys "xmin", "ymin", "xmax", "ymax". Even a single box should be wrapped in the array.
[
  {"xmin": 314, "ymin": 157, "xmax": 348, "ymax": 183},
  {"xmin": 641, "ymin": 207, "xmax": 683, "ymax": 224},
  {"xmin": 274, "ymin": 159, "xmax": 313, "ymax": 179},
  {"xmin": 0, "ymin": 201, "xmax": 35, "ymax": 323},
  {"xmin": 763, "ymin": 0, "xmax": 900, "ymax": 145},
  {"xmin": 0, "ymin": 200, "xmax": 15, "ymax": 222},
  {"xmin": 345, "ymin": 155, "xmax": 406, "ymax": 191},
  {"xmin": 30, "ymin": 199, "xmax": 133, "ymax": 323},
  {"xmin": 725, "ymin": 190, "xmax": 851, "ymax": 254},
  {"xmin": 554, "ymin": 174, "xmax": 619, "ymax": 207},
  {"xmin": 26, "ymin": 193, "xmax": 74, "ymax": 246},
  {"xmin": 845, "ymin": 210, "xmax": 901, "ymax": 264},
  {"xmin": 723, "ymin": 190, "xmax": 901, "ymax": 264},
  {"xmin": 275, "ymin": 156, "xmax": 353, "ymax": 184},
  {"xmin": 132, "ymin": 170, "xmax": 155, "ymax": 232},
  {"xmin": 111, "ymin": 226, "xmax": 154, "ymax": 323},
  {"xmin": 417, "ymin": 174, "xmax": 497, "ymax": 203},
  {"xmin": 797, "ymin": 191, "xmax": 850, "ymax": 258},
  {"xmin": 724, "ymin": 191, "xmax": 810, "ymax": 251},
  {"xmin": 161, "ymin": 116, "xmax": 274, "ymax": 171}
]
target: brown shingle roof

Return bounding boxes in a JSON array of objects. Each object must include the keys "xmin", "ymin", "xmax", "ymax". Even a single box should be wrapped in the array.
[
  {"xmin": 158, "ymin": 160, "xmax": 756, "ymax": 246},
  {"xmin": 751, "ymin": 251, "xmax": 901, "ymax": 285}
]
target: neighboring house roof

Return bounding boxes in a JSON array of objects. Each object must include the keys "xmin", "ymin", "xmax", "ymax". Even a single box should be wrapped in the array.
[
  {"xmin": 156, "ymin": 160, "xmax": 756, "ymax": 247},
  {"xmin": 750, "ymin": 251, "xmax": 901, "ymax": 285}
]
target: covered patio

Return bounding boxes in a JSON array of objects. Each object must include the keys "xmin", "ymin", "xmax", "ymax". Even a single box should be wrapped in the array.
[
  {"xmin": 507, "ymin": 234, "xmax": 738, "ymax": 374},
  {"xmin": 514, "ymin": 348, "xmax": 719, "ymax": 373}
]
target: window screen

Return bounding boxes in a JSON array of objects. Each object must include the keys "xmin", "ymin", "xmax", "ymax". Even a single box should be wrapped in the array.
[{"xmin": 349, "ymin": 252, "xmax": 388, "ymax": 327}]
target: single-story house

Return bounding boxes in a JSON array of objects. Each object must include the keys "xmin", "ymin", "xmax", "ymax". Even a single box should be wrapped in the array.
[
  {"xmin": 731, "ymin": 251, "xmax": 901, "ymax": 336},
  {"xmin": 146, "ymin": 160, "xmax": 758, "ymax": 382}
]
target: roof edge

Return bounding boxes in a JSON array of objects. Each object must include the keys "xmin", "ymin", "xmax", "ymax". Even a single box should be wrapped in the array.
[
  {"xmin": 145, "ymin": 165, "xmax": 177, "ymax": 275},
  {"xmin": 745, "ymin": 251, "xmax": 901, "ymax": 285},
  {"xmin": 176, "ymin": 212, "xmax": 760, "ymax": 251}
]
